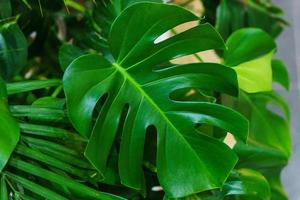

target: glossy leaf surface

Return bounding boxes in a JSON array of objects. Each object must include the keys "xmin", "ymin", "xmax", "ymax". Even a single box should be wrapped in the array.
[
  {"xmin": 64, "ymin": 2, "xmax": 249, "ymax": 198},
  {"xmin": 223, "ymin": 168, "xmax": 270, "ymax": 200}
]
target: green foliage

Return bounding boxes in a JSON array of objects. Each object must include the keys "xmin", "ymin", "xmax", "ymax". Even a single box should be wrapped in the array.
[
  {"xmin": 1, "ymin": 80, "xmax": 125, "ymax": 199},
  {"xmin": 202, "ymin": 0, "xmax": 287, "ymax": 40},
  {"xmin": 63, "ymin": 3, "xmax": 248, "ymax": 197},
  {"xmin": 0, "ymin": 0, "xmax": 293, "ymax": 199}
]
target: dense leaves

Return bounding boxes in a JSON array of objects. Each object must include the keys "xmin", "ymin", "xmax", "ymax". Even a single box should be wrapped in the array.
[
  {"xmin": 202, "ymin": 0, "xmax": 288, "ymax": 40},
  {"xmin": 1, "ymin": 80, "xmax": 125, "ymax": 200},
  {"xmin": 0, "ymin": 0, "xmax": 293, "ymax": 199},
  {"xmin": 221, "ymin": 26, "xmax": 291, "ymax": 200}
]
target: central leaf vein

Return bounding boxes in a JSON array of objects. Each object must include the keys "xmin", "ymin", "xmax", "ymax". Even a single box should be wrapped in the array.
[{"xmin": 112, "ymin": 63, "xmax": 203, "ymax": 165}]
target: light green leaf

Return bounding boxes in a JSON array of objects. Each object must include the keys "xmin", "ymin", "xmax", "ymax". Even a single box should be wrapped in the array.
[
  {"xmin": 233, "ymin": 50, "xmax": 274, "ymax": 93},
  {"xmin": 224, "ymin": 28, "xmax": 276, "ymax": 93}
]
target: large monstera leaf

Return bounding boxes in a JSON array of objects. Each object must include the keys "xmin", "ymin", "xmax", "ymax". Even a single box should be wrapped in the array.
[{"xmin": 64, "ymin": 2, "xmax": 248, "ymax": 198}]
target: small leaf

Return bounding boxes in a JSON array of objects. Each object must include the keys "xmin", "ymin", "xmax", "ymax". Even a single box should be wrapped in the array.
[
  {"xmin": 233, "ymin": 50, "xmax": 274, "ymax": 93},
  {"xmin": 224, "ymin": 169, "xmax": 271, "ymax": 200},
  {"xmin": 0, "ymin": 78, "xmax": 20, "ymax": 172},
  {"xmin": 224, "ymin": 28, "xmax": 276, "ymax": 93},
  {"xmin": 0, "ymin": 22, "xmax": 27, "ymax": 79},
  {"xmin": 272, "ymin": 59, "xmax": 289, "ymax": 90}
]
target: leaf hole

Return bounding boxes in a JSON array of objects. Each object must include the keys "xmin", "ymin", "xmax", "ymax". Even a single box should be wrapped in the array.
[
  {"xmin": 154, "ymin": 21, "xmax": 198, "ymax": 44},
  {"xmin": 169, "ymin": 88, "xmax": 216, "ymax": 102},
  {"xmin": 143, "ymin": 125, "xmax": 157, "ymax": 172},
  {"xmin": 266, "ymin": 103, "xmax": 287, "ymax": 119},
  {"xmin": 92, "ymin": 93, "xmax": 109, "ymax": 123},
  {"xmin": 115, "ymin": 103, "xmax": 130, "ymax": 150}
]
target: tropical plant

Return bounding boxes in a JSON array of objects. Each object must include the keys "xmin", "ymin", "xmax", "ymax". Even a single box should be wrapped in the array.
[
  {"xmin": 201, "ymin": 0, "xmax": 288, "ymax": 40},
  {"xmin": 0, "ymin": 0, "xmax": 292, "ymax": 199}
]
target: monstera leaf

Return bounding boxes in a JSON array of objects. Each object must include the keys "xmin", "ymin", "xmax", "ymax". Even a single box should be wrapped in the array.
[
  {"xmin": 64, "ymin": 2, "xmax": 249, "ymax": 198},
  {"xmin": 92, "ymin": 0, "xmax": 162, "ymax": 42}
]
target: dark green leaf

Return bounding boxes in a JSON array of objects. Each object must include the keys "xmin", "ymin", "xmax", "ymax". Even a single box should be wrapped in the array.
[
  {"xmin": 64, "ymin": 2, "xmax": 248, "ymax": 198},
  {"xmin": 224, "ymin": 28, "xmax": 276, "ymax": 67},
  {"xmin": 8, "ymin": 158, "xmax": 125, "ymax": 200},
  {"xmin": 0, "ymin": 22, "xmax": 27, "ymax": 79},
  {"xmin": 0, "ymin": 0, "xmax": 11, "ymax": 19},
  {"xmin": 1, "ymin": 175, "xmax": 8, "ymax": 200},
  {"xmin": 223, "ymin": 169, "xmax": 270, "ymax": 200},
  {"xmin": 59, "ymin": 44, "xmax": 85, "ymax": 71}
]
